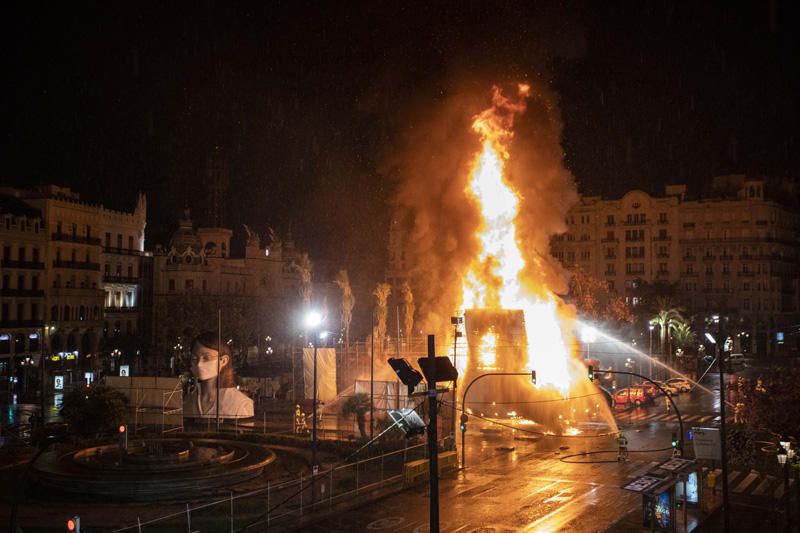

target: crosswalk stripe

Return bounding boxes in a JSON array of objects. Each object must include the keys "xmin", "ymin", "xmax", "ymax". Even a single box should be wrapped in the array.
[
  {"xmin": 698, "ymin": 415, "xmax": 713, "ymax": 423},
  {"xmin": 684, "ymin": 415, "xmax": 699, "ymax": 422},
  {"xmin": 733, "ymin": 471, "xmax": 759, "ymax": 493},
  {"xmin": 774, "ymin": 478, "xmax": 796, "ymax": 499},
  {"xmin": 727, "ymin": 470, "xmax": 742, "ymax": 486},
  {"xmin": 751, "ymin": 475, "xmax": 775, "ymax": 497}
]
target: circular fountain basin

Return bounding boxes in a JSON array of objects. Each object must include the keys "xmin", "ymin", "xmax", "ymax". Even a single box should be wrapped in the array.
[{"xmin": 33, "ymin": 437, "xmax": 276, "ymax": 501}]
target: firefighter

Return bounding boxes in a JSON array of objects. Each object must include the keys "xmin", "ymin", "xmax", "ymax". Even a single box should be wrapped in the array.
[{"xmin": 617, "ymin": 432, "xmax": 629, "ymax": 462}]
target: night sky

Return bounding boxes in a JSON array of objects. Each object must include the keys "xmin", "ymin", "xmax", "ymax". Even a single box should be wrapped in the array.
[{"xmin": 3, "ymin": 2, "xmax": 798, "ymax": 287}]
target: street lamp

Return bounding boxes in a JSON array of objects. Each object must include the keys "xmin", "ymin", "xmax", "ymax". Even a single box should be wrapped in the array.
[
  {"xmin": 304, "ymin": 310, "xmax": 324, "ymax": 503},
  {"xmin": 777, "ymin": 440, "xmax": 793, "ymax": 532},
  {"xmin": 705, "ymin": 331, "xmax": 731, "ymax": 531},
  {"xmin": 648, "ymin": 322, "xmax": 654, "ymax": 379}
]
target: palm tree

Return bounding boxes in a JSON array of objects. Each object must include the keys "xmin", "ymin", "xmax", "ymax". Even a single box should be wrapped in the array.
[
  {"xmin": 672, "ymin": 322, "xmax": 697, "ymax": 352},
  {"xmin": 342, "ymin": 393, "xmax": 372, "ymax": 440},
  {"xmin": 651, "ymin": 297, "xmax": 686, "ymax": 365}
]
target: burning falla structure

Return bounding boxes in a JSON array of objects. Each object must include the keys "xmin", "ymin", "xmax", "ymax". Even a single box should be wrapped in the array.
[{"xmin": 395, "ymin": 83, "xmax": 616, "ymax": 436}]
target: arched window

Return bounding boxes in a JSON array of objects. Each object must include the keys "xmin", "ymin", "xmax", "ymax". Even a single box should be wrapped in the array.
[
  {"xmin": 63, "ymin": 305, "xmax": 70, "ymax": 321},
  {"xmin": 51, "ymin": 306, "xmax": 58, "ymax": 321},
  {"xmin": 93, "ymin": 306, "xmax": 100, "ymax": 320},
  {"xmin": 114, "ymin": 321, "xmax": 121, "ymax": 337},
  {"xmin": 79, "ymin": 306, "xmax": 86, "ymax": 321},
  {"xmin": 67, "ymin": 333, "xmax": 77, "ymax": 351},
  {"xmin": 14, "ymin": 333, "xmax": 26, "ymax": 353}
]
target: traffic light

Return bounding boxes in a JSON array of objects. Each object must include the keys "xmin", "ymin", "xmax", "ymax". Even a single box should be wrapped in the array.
[
  {"xmin": 67, "ymin": 515, "xmax": 80, "ymax": 532},
  {"xmin": 587, "ymin": 365, "xmax": 594, "ymax": 382},
  {"xmin": 119, "ymin": 424, "xmax": 128, "ymax": 453},
  {"xmin": 530, "ymin": 370, "xmax": 537, "ymax": 385},
  {"xmin": 671, "ymin": 432, "xmax": 679, "ymax": 448},
  {"xmin": 460, "ymin": 413, "xmax": 468, "ymax": 432}
]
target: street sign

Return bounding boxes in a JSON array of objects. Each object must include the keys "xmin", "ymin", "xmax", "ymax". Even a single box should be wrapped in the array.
[
  {"xmin": 691, "ymin": 427, "xmax": 721, "ymax": 461},
  {"xmin": 658, "ymin": 457, "xmax": 695, "ymax": 472},
  {"xmin": 54, "ymin": 375, "xmax": 64, "ymax": 390},
  {"xmin": 623, "ymin": 475, "xmax": 665, "ymax": 493}
]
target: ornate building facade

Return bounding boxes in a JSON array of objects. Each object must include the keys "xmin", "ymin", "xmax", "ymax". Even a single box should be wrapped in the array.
[
  {"xmin": 147, "ymin": 211, "xmax": 312, "ymax": 373},
  {"xmin": 549, "ymin": 176, "xmax": 800, "ymax": 356},
  {"xmin": 0, "ymin": 185, "xmax": 146, "ymax": 389}
]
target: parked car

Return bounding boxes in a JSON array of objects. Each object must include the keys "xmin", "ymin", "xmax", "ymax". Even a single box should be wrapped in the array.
[
  {"xmin": 654, "ymin": 381, "xmax": 679, "ymax": 396},
  {"xmin": 727, "ymin": 353, "xmax": 745, "ymax": 366},
  {"xmin": 665, "ymin": 378, "xmax": 692, "ymax": 392},
  {"xmin": 614, "ymin": 386, "xmax": 649, "ymax": 407},
  {"xmin": 639, "ymin": 382, "xmax": 660, "ymax": 399}
]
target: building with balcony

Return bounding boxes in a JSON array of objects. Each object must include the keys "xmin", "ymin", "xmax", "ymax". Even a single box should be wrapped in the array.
[
  {"xmin": 147, "ymin": 210, "xmax": 313, "ymax": 373},
  {"xmin": 549, "ymin": 176, "xmax": 800, "ymax": 356},
  {"xmin": 0, "ymin": 194, "xmax": 46, "ymax": 387},
  {"xmin": 0, "ymin": 185, "xmax": 147, "ymax": 385}
]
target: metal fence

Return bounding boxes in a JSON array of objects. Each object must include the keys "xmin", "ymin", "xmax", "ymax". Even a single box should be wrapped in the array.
[{"xmin": 111, "ymin": 441, "xmax": 430, "ymax": 532}]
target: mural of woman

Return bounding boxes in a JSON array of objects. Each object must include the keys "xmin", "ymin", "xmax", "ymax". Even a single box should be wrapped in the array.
[{"xmin": 184, "ymin": 331, "xmax": 254, "ymax": 419}]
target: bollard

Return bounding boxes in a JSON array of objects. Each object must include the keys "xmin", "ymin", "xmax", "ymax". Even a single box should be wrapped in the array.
[{"xmin": 266, "ymin": 480, "xmax": 271, "ymax": 529}]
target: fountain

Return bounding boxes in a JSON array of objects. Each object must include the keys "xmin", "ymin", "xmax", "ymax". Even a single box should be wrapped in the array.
[{"xmin": 32, "ymin": 436, "xmax": 276, "ymax": 501}]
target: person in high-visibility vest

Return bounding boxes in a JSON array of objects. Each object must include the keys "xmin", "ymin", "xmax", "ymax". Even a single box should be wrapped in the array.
[{"xmin": 617, "ymin": 432, "xmax": 629, "ymax": 462}]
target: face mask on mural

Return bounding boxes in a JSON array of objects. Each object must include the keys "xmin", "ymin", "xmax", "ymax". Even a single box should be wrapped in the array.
[
  {"xmin": 191, "ymin": 346, "xmax": 223, "ymax": 381},
  {"xmin": 193, "ymin": 359, "xmax": 219, "ymax": 381}
]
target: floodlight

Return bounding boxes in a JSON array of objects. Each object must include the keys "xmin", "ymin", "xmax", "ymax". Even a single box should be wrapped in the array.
[
  {"xmin": 417, "ymin": 356, "xmax": 459, "ymax": 383},
  {"xmin": 388, "ymin": 408, "xmax": 426, "ymax": 438},
  {"xmin": 388, "ymin": 358, "xmax": 423, "ymax": 395}
]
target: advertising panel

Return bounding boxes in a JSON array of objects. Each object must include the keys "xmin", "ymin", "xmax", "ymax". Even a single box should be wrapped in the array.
[{"xmin": 643, "ymin": 487, "xmax": 675, "ymax": 532}]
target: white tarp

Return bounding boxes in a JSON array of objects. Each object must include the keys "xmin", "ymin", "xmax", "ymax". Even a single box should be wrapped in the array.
[{"xmin": 303, "ymin": 348, "xmax": 337, "ymax": 402}]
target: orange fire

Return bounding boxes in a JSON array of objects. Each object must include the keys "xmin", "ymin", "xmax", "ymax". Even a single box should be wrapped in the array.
[{"xmin": 460, "ymin": 84, "xmax": 573, "ymax": 393}]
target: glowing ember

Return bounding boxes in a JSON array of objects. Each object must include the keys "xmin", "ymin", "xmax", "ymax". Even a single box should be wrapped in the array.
[{"xmin": 478, "ymin": 328, "xmax": 498, "ymax": 369}]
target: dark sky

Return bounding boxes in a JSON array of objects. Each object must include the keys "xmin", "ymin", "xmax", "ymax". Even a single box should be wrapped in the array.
[{"xmin": 3, "ymin": 1, "xmax": 798, "ymax": 285}]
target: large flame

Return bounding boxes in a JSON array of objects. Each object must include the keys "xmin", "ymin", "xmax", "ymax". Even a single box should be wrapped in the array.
[{"xmin": 460, "ymin": 84, "xmax": 572, "ymax": 392}]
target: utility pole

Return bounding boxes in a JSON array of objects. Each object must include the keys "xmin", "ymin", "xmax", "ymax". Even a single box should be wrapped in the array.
[{"xmin": 426, "ymin": 335, "xmax": 439, "ymax": 533}]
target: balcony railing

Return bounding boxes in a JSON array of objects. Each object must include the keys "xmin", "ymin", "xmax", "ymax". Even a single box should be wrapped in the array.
[
  {"xmin": 653, "ymin": 236, "xmax": 671, "ymax": 241},
  {"xmin": 52, "ymin": 260, "xmax": 101, "ymax": 271},
  {"xmin": 51, "ymin": 232, "xmax": 102, "ymax": 245},
  {"xmin": 103, "ymin": 275, "xmax": 139, "ymax": 284},
  {"xmin": 0, "ymin": 319, "xmax": 44, "ymax": 328},
  {"xmin": 682, "ymin": 272, "xmax": 699, "ymax": 277},
  {"xmin": 104, "ymin": 306, "xmax": 138, "ymax": 313},
  {"xmin": 702, "ymin": 255, "xmax": 716, "ymax": 261},
  {"xmin": 103, "ymin": 246, "xmax": 141, "ymax": 256},
  {"xmin": 683, "ymin": 255, "xmax": 696, "ymax": 261},
  {"xmin": 738, "ymin": 272, "xmax": 755, "ymax": 277},
  {"xmin": 720, "ymin": 254, "xmax": 733, "ymax": 261},
  {"xmin": 1, "ymin": 260, "xmax": 45, "ymax": 270},
  {"xmin": 601, "ymin": 238, "xmax": 619, "ymax": 243},
  {"xmin": 0, "ymin": 288, "xmax": 45, "ymax": 297}
]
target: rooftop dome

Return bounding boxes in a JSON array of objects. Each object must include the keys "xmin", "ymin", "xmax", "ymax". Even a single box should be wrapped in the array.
[{"xmin": 169, "ymin": 208, "xmax": 202, "ymax": 253}]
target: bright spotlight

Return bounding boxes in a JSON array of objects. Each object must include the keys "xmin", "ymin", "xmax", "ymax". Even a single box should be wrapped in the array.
[
  {"xmin": 304, "ymin": 311, "xmax": 323, "ymax": 329},
  {"xmin": 704, "ymin": 333, "xmax": 716, "ymax": 344},
  {"xmin": 319, "ymin": 331, "xmax": 329, "ymax": 340},
  {"xmin": 581, "ymin": 326, "xmax": 597, "ymax": 343}
]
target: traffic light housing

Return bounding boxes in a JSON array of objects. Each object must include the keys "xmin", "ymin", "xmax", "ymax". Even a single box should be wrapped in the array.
[
  {"xmin": 530, "ymin": 370, "xmax": 537, "ymax": 385},
  {"xmin": 67, "ymin": 515, "xmax": 80, "ymax": 532},
  {"xmin": 460, "ymin": 413, "xmax": 468, "ymax": 432},
  {"xmin": 588, "ymin": 365, "xmax": 594, "ymax": 382},
  {"xmin": 119, "ymin": 424, "xmax": 128, "ymax": 453},
  {"xmin": 671, "ymin": 432, "xmax": 679, "ymax": 448}
]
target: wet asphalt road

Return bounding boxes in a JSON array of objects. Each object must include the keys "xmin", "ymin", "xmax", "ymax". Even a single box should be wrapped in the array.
[{"xmin": 304, "ymin": 374, "xmax": 725, "ymax": 533}]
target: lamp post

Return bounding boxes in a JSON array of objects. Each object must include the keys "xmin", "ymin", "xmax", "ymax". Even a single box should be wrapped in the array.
[
  {"xmin": 450, "ymin": 316, "xmax": 463, "ymax": 451},
  {"xmin": 706, "ymin": 331, "xmax": 731, "ymax": 532},
  {"xmin": 777, "ymin": 439, "xmax": 793, "ymax": 532},
  {"xmin": 304, "ymin": 310, "xmax": 323, "ymax": 503},
  {"xmin": 648, "ymin": 323, "xmax": 654, "ymax": 380}
]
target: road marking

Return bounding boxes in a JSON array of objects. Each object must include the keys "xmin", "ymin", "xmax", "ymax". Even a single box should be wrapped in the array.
[
  {"xmin": 733, "ymin": 471, "xmax": 759, "ymax": 493},
  {"xmin": 774, "ymin": 478, "xmax": 795, "ymax": 500},
  {"xmin": 367, "ymin": 517, "xmax": 405, "ymax": 530},
  {"xmin": 752, "ymin": 475, "xmax": 774, "ymax": 497},
  {"xmin": 727, "ymin": 470, "xmax": 742, "ymax": 486}
]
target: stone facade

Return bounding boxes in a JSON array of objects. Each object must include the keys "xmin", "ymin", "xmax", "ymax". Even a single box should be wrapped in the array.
[{"xmin": 549, "ymin": 176, "xmax": 800, "ymax": 355}]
